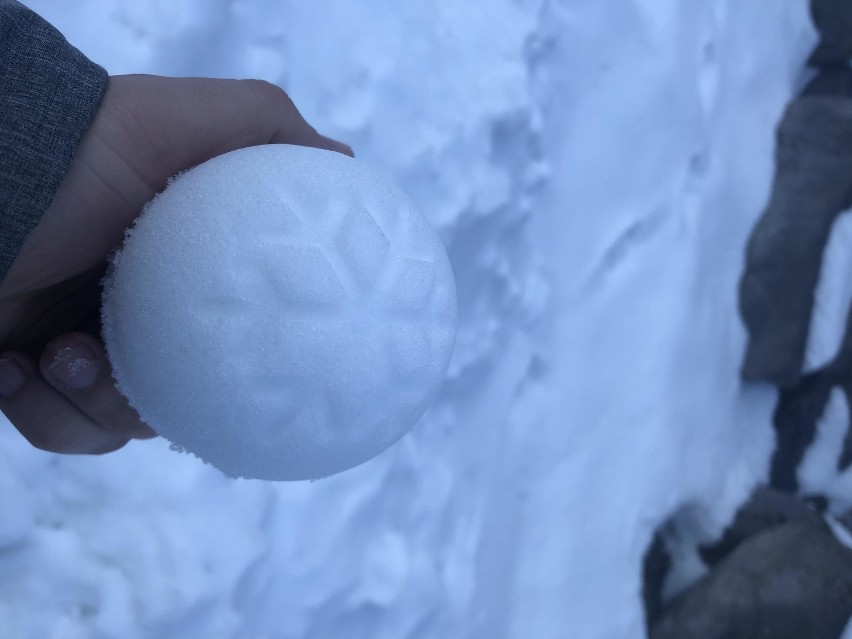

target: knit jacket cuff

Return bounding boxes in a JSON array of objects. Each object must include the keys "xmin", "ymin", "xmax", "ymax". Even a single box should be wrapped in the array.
[{"xmin": 0, "ymin": 1, "xmax": 107, "ymax": 281}]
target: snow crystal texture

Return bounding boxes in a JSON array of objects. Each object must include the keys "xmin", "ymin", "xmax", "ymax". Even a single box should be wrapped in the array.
[{"xmin": 102, "ymin": 145, "xmax": 457, "ymax": 480}]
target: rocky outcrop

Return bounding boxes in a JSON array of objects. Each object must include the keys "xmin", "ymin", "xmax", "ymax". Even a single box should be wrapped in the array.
[
  {"xmin": 651, "ymin": 518, "xmax": 852, "ymax": 639},
  {"xmin": 740, "ymin": 96, "xmax": 852, "ymax": 387}
]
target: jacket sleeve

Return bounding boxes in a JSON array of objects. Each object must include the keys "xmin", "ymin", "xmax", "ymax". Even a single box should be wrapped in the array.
[{"xmin": 0, "ymin": 0, "xmax": 107, "ymax": 281}]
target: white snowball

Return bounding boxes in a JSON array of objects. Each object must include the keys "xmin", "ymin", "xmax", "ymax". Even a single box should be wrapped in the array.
[{"xmin": 102, "ymin": 145, "xmax": 457, "ymax": 480}]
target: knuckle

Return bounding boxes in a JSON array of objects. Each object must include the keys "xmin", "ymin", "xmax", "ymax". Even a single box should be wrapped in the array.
[
  {"xmin": 240, "ymin": 79, "xmax": 307, "ymax": 143},
  {"xmin": 247, "ymin": 80, "xmax": 303, "ymax": 127},
  {"xmin": 246, "ymin": 79, "xmax": 291, "ymax": 105}
]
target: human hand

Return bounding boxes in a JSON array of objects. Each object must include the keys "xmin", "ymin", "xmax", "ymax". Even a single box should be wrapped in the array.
[{"xmin": 0, "ymin": 74, "xmax": 352, "ymax": 454}]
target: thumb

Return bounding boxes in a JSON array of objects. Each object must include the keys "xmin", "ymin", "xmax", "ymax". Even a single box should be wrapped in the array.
[
  {"xmin": 111, "ymin": 75, "xmax": 353, "ymax": 188},
  {"xmin": 2, "ymin": 75, "xmax": 352, "ymax": 295}
]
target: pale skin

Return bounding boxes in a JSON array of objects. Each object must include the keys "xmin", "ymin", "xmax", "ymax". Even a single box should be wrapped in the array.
[{"xmin": 0, "ymin": 74, "xmax": 353, "ymax": 454}]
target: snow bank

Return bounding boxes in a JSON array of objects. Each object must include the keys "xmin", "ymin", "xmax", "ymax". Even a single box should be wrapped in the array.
[
  {"xmin": 3, "ymin": 1, "xmax": 815, "ymax": 637},
  {"xmin": 518, "ymin": 3, "xmax": 813, "ymax": 636}
]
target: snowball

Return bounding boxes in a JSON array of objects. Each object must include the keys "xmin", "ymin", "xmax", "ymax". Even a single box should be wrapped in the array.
[{"xmin": 101, "ymin": 145, "xmax": 457, "ymax": 481}]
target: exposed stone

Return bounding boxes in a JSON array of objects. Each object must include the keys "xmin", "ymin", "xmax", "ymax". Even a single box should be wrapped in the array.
[
  {"xmin": 643, "ymin": 532, "xmax": 671, "ymax": 630},
  {"xmin": 699, "ymin": 489, "xmax": 823, "ymax": 565},
  {"xmin": 645, "ymin": 491, "xmax": 822, "ymax": 632},
  {"xmin": 802, "ymin": 67, "xmax": 852, "ymax": 99},
  {"xmin": 809, "ymin": 0, "xmax": 852, "ymax": 66},
  {"xmin": 770, "ymin": 371, "xmax": 834, "ymax": 491},
  {"xmin": 838, "ymin": 380, "xmax": 852, "ymax": 472},
  {"xmin": 651, "ymin": 519, "xmax": 852, "ymax": 639},
  {"xmin": 740, "ymin": 96, "xmax": 852, "ymax": 386}
]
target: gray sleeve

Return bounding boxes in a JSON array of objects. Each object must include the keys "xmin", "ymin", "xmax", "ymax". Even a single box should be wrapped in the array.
[{"xmin": 0, "ymin": 0, "xmax": 107, "ymax": 281}]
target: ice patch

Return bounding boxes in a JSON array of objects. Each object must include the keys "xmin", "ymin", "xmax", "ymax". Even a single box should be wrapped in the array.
[
  {"xmin": 101, "ymin": 145, "xmax": 457, "ymax": 481},
  {"xmin": 799, "ymin": 387, "xmax": 848, "ymax": 495},
  {"xmin": 805, "ymin": 209, "xmax": 852, "ymax": 373}
]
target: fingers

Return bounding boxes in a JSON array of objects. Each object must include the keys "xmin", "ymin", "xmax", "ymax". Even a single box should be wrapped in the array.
[
  {"xmin": 0, "ymin": 353, "xmax": 128, "ymax": 454},
  {"xmin": 0, "ymin": 332, "xmax": 156, "ymax": 455},
  {"xmin": 38, "ymin": 333, "xmax": 156, "ymax": 441}
]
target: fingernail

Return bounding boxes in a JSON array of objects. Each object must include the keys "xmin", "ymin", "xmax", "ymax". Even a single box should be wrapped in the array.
[
  {"xmin": 0, "ymin": 359, "xmax": 24, "ymax": 398},
  {"xmin": 48, "ymin": 345, "xmax": 102, "ymax": 390},
  {"xmin": 320, "ymin": 134, "xmax": 354, "ymax": 157}
]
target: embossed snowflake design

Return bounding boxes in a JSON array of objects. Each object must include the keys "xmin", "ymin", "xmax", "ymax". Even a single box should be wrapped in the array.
[{"xmin": 195, "ymin": 183, "xmax": 456, "ymax": 457}]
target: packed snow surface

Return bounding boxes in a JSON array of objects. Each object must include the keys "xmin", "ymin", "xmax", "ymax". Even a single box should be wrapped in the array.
[
  {"xmin": 2, "ymin": 1, "xmax": 818, "ymax": 638},
  {"xmin": 102, "ymin": 145, "xmax": 457, "ymax": 480}
]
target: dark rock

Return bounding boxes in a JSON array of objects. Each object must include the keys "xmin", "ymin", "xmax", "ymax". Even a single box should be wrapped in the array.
[
  {"xmin": 643, "ymin": 532, "xmax": 671, "ymax": 630},
  {"xmin": 740, "ymin": 96, "xmax": 852, "ymax": 387},
  {"xmin": 770, "ymin": 371, "xmax": 834, "ymax": 491},
  {"xmin": 803, "ymin": 494, "xmax": 830, "ymax": 513},
  {"xmin": 802, "ymin": 67, "xmax": 852, "ymax": 98},
  {"xmin": 837, "ymin": 508, "xmax": 852, "ymax": 533},
  {"xmin": 835, "ymin": 358, "xmax": 852, "ymax": 472},
  {"xmin": 699, "ymin": 489, "xmax": 823, "ymax": 565},
  {"xmin": 651, "ymin": 519, "xmax": 852, "ymax": 639},
  {"xmin": 839, "ymin": 383, "xmax": 852, "ymax": 472},
  {"xmin": 647, "ymin": 491, "xmax": 821, "ymax": 630},
  {"xmin": 809, "ymin": 0, "xmax": 852, "ymax": 67},
  {"xmin": 809, "ymin": 40, "xmax": 852, "ymax": 69}
]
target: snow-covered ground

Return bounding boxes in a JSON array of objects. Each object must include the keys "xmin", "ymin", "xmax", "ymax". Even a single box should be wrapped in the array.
[{"xmin": 1, "ymin": 1, "xmax": 816, "ymax": 638}]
